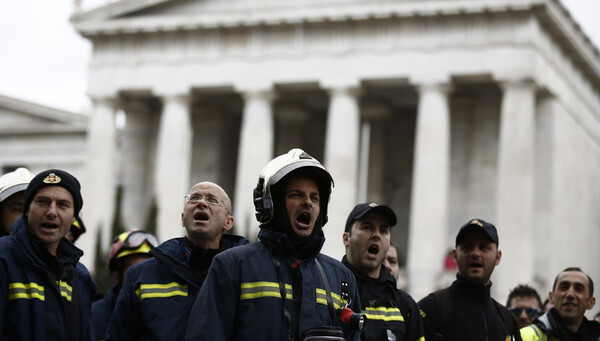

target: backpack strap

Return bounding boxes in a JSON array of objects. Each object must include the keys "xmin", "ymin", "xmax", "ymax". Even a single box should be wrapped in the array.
[{"xmin": 431, "ymin": 288, "xmax": 452, "ymax": 339}]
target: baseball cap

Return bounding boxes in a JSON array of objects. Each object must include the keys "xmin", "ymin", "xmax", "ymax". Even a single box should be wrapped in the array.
[
  {"xmin": 345, "ymin": 203, "xmax": 397, "ymax": 232},
  {"xmin": 456, "ymin": 218, "xmax": 499, "ymax": 246}
]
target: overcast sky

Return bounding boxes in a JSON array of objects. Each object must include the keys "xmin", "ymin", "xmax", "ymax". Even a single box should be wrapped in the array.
[{"xmin": 0, "ymin": 0, "xmax": 598, "ymax": 114}]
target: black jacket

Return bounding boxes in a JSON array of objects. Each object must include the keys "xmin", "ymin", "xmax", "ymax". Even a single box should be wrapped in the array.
[
  {"xmin": 418, "ymin": 274, "xmax": 522, "ymax": 341},
  {"xmin": 521, "ymin": 308, "xmax": 600, "ymax": 341},
  {"xmin": 342, "ymin": 256, "xmax": 425, "ymax": 341}
]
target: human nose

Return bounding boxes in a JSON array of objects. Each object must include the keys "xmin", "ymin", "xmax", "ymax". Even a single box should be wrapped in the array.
[
  {"xmin": 519, "ymin": 308, "xmax": 528, "ymax": 318},
  {"xmin": 46, "ymin": 202, "xmax": 58, "ymax": 217}
]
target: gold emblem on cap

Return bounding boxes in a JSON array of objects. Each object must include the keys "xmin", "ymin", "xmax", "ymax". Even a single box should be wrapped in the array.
[
  {"xmin": 470, "ymin": 219, "xmax": 483, "ymax": 227},
  {"xmin": 43, "ymin": 173, "xmax": 62, "ymax": 184}
]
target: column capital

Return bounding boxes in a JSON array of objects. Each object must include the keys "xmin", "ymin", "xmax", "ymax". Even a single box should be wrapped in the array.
[
  {"xmin": 240, "ymin": 89, "xmax": 275, "ymax": 103},
  {"xmin": 320, "ymin": 78, "xmax": 361, "ymax": 95},
  {"xmin": 497, "ymin": 79, "xmax": 537, "ymax": 91},
  {"xmin": 415, "ymin": 82, "xmax": 453, "ymax": 94},
  {"xmin": 158, "ymin": 93, "xmax": 191, "ymax": 103},
  {"xmin": 91, "ymin": 96, "xmax": 120, "ymax": 108}
]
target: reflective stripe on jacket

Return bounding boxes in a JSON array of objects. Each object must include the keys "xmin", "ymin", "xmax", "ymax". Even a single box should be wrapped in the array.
[
  {"xmin": 0, "ymin": 216, "xmax": 96, "ymax": 340},
  {"xmin": 342, "ymin": 256, "xmax": 425, "ymax": 341},
  {"xmin": 105, "ymin": 234, "xmax": 248, "ymax": 341},
  {"xmin": 186, "ymin": 229, "xmax": 361, "ymax": 341}
]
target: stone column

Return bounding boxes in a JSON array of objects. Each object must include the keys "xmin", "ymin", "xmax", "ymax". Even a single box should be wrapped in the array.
[
  {"xmin": 121, "ymin": 98, "xmax": 154, "ymax": 230},
  {"xmin": 80, "ymin": 97, "xmax": 119, "ymax": 267},
  {"xmin": 407, "ymin": 83, "xmax": 452, "ymax": 300},
  {"xmin": 323, "ymin": 85, "xmax": 361, "ymax": 260},
  {"xmin": 154, "ymin": 94, "xmax": 192, "ymax": 243},
  {"xmin": 233, "ymin": 90, "xmax": 274, "ymax": 240},
  {"xmin": 493, "ymin": 81, "xmax": 536, "ymax": 297}
]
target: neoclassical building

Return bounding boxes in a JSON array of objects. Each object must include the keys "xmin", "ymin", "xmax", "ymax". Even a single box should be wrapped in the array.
[
  {"xmin": 72, "ymin": 0, "xmax": 600, "ymax": 300},
  {"xmin": 0, "ymin": 94, "xmax": 88, "ymax": 180}
]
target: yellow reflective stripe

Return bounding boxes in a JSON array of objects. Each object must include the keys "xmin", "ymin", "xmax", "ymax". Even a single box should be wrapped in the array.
[
  {"xmin": 8, "ymin": 282, "xmax": 45, "ymax": 301},
  {"xmin": 315, "ymin": 288, "xmax": 343, "ymax": 309},
  {"xmin": 240, "ymin": 281, "xmax": 293, "ymax": 300},
  {"xmin": 57, "ymin": 280, "xmax": 73, "ymax": 302},
  {"xmin": 135, "ymin": 282, "xmax": 188, "ymax": 299},
  {"xmin": 364, "ymin": 306, "xmax": 404, "ymax": 321}
]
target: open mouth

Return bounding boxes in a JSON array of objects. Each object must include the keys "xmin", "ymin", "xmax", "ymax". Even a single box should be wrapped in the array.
[
  {"xmin": 367, "ymin": 244, "xmax": 379, "ymax": 257},
  {"xmin": 41, "ymin": 222, "xmax": 59, "ymax": 229},
  {"xmin": 194, "ymin": 211, "xmax": 209, "ymax": 221},
  {"xmin": 468, "ymin": 261, "xmax": 483, "ymax": 269},
  {"xmin": 296, "ymin": 212, "xmax": 311, "ymax": 226}
]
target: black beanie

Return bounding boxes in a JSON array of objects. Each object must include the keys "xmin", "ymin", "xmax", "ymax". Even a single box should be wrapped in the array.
[{"xmin": 23, "ymin": 169, "xmax": 83, "ymax": 217}]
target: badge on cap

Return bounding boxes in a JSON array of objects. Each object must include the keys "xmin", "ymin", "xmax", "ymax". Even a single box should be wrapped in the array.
[
  {"xmin": 43, "ymin": 173, "xmax": 62, "ymax": 184},
  {"xmin": 369, "ymin": 203, "xmax": 378, "ymax": 207},
  {"xmin": 470, "ymin": 219, "xmax": 483, "ymax": 227}
]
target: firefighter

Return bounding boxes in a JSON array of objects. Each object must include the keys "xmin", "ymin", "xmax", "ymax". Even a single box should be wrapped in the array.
[
  {"xmin": 342, "ymin": 202, "xmax": 425, "ymax": 340},
  {"xmin": 0, "ymin": 169, "xmax": 96, "ymax": 340},
  {"xmin": 186, "ymin": 148, "xmax": 362, "ymax": 340},
  {"xmin": 106, "ymin": 181, "xmax": 248, "ymax": 340},
  {"xmin": 91, "ymin": 229, "xmax": 157, "ymax": 340},
  {"xmin": 0, "ymin": 167, "xmax": 34, "ymax": 236}
]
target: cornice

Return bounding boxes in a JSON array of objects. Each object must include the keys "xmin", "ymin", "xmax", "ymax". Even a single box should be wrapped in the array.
[
  {"xmin": 0, "ymin": 94, "xmax": 88, "ymax": 127},
  {"xmin": 72, "ymin": 0, "xmax": 600, "ymax": 90}
]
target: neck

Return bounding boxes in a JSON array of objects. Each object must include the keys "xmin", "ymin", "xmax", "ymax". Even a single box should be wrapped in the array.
[
  {"xmin": 562, "ymin": 315, "xmax": 584, "ymax": 333},
  {"xmin": 186, "ymin": 235, "xmax": 221, "ymax": 250},
  {"xmin": 46, "ymin": 243, "xmax": 58, "ymax": 257}
]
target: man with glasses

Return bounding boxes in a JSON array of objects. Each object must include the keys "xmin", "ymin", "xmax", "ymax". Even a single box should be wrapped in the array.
[
  {"xmin": 506, "ymin": 284, "xmax": 543, "ymax": 329},
  {"xmin": 106, "ymin": 182, "xmax": 248, "ymax": 340}
]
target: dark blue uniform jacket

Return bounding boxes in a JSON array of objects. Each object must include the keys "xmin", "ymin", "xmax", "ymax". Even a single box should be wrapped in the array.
[
  {"xmin": 0, "ymin": 216, "xmax": 96, "ymax": 341},
  {"xmin": 91, "ymin": 285, "xmax": 118, "ymax": 340},
  {"xmin": 105, "ymin": 234, "xmax": 248, "ymax": 341},
  {"xmin": 186, "ymin": 229, "xmax": 361, "ymax": 341}
]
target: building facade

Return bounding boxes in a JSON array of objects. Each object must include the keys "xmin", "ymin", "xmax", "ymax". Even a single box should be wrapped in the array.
[
  {"xmin": 0, "ymin": 94, "xmax": 88, "ymax": 184},
  {"xmin": 72, "ymin": 0, "xmax": 600, "ymax": 300}
]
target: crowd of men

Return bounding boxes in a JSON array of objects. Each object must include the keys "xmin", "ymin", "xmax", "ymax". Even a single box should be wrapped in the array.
[{"xmin": 1, "ymin": 149, "xmax": 599, "ymax": 340}]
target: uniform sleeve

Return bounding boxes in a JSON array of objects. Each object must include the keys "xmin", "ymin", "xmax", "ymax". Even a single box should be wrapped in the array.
[
  {"xmin": 0, "ymin": 256, "xmax": 7, "ymax": 333},
  {"xmin": 417, "ymin": 293, "xmax": 438, "ymax": 341},
  {"xmin": 402, "ymin": 293, "xmax": 426, "ymax": 341},
  {"xmin": 344, "ymin": 271, "xmax": 361, "ymax": 341},
  {"xmin": 186, "ymin": 253, "xmax": 238, "ymax": 341},
  {"xmin": 105, "ymin": 265, "xmax": 144, "ymax": 341}
]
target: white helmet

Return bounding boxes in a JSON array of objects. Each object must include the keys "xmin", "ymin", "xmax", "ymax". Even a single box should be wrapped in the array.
[
  {"xmin": 0, "ymin": 167, "xmax": 34, "ymax": 203},
  {"xmin": 253, "ymin": 148, "xmax": 333, "ymax": 225}
]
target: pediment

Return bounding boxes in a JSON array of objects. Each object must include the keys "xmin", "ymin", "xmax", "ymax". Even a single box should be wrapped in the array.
[{"xmin": 0, "ymin": 94, "xmax": 87, "ymax": 135}]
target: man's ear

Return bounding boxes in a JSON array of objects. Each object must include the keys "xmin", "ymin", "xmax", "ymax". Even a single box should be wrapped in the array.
[
  {"xmin": 223, "ymin": 215, "xmax": 234, "ymax": 232},
  {"xmin": 587, "ymin": 296, "xmax": 596, "ymax": 311},
  {"xmin": 549, "ymin": 291, "xmax": 555, "ymax": 306},
  {"xmin": 495, "ymin": 249, "xmax": 502, "ymax": 266},
  {"xmin": 342, "ymin": 232, "xmax": 350, "ymax": 247}
]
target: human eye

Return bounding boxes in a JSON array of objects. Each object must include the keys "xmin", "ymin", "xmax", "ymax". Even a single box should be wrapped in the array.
[
  {"xmin": 310, "ymin": 193, "xmax": 320, "ymax": 203},
  {"xmin": 206, "ymin": 196, "xmax": 221, "ymax": 205},
  {"xmin": 57, "ymin": 201, "xmax": 72, "ymax": 209},
  {"xmin": 381, "ymin": 226, "xmax": 390, "ymax": 235},
  {"xmin": 35, "ymin": 197, "xmax": 50, "ymax": 206}
]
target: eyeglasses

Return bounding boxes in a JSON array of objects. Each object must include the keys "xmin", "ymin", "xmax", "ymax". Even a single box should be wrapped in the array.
[
  {"xmin": 108, "ymin": 231, "xmax": 159, "ymax": 260},
  {"xmin": 184, "ymin": 194, "xmax": 224, "ymax": 206},
  {"xmin": 509, "ymin": 307, "xmax": 540, "ymax": 318}
]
